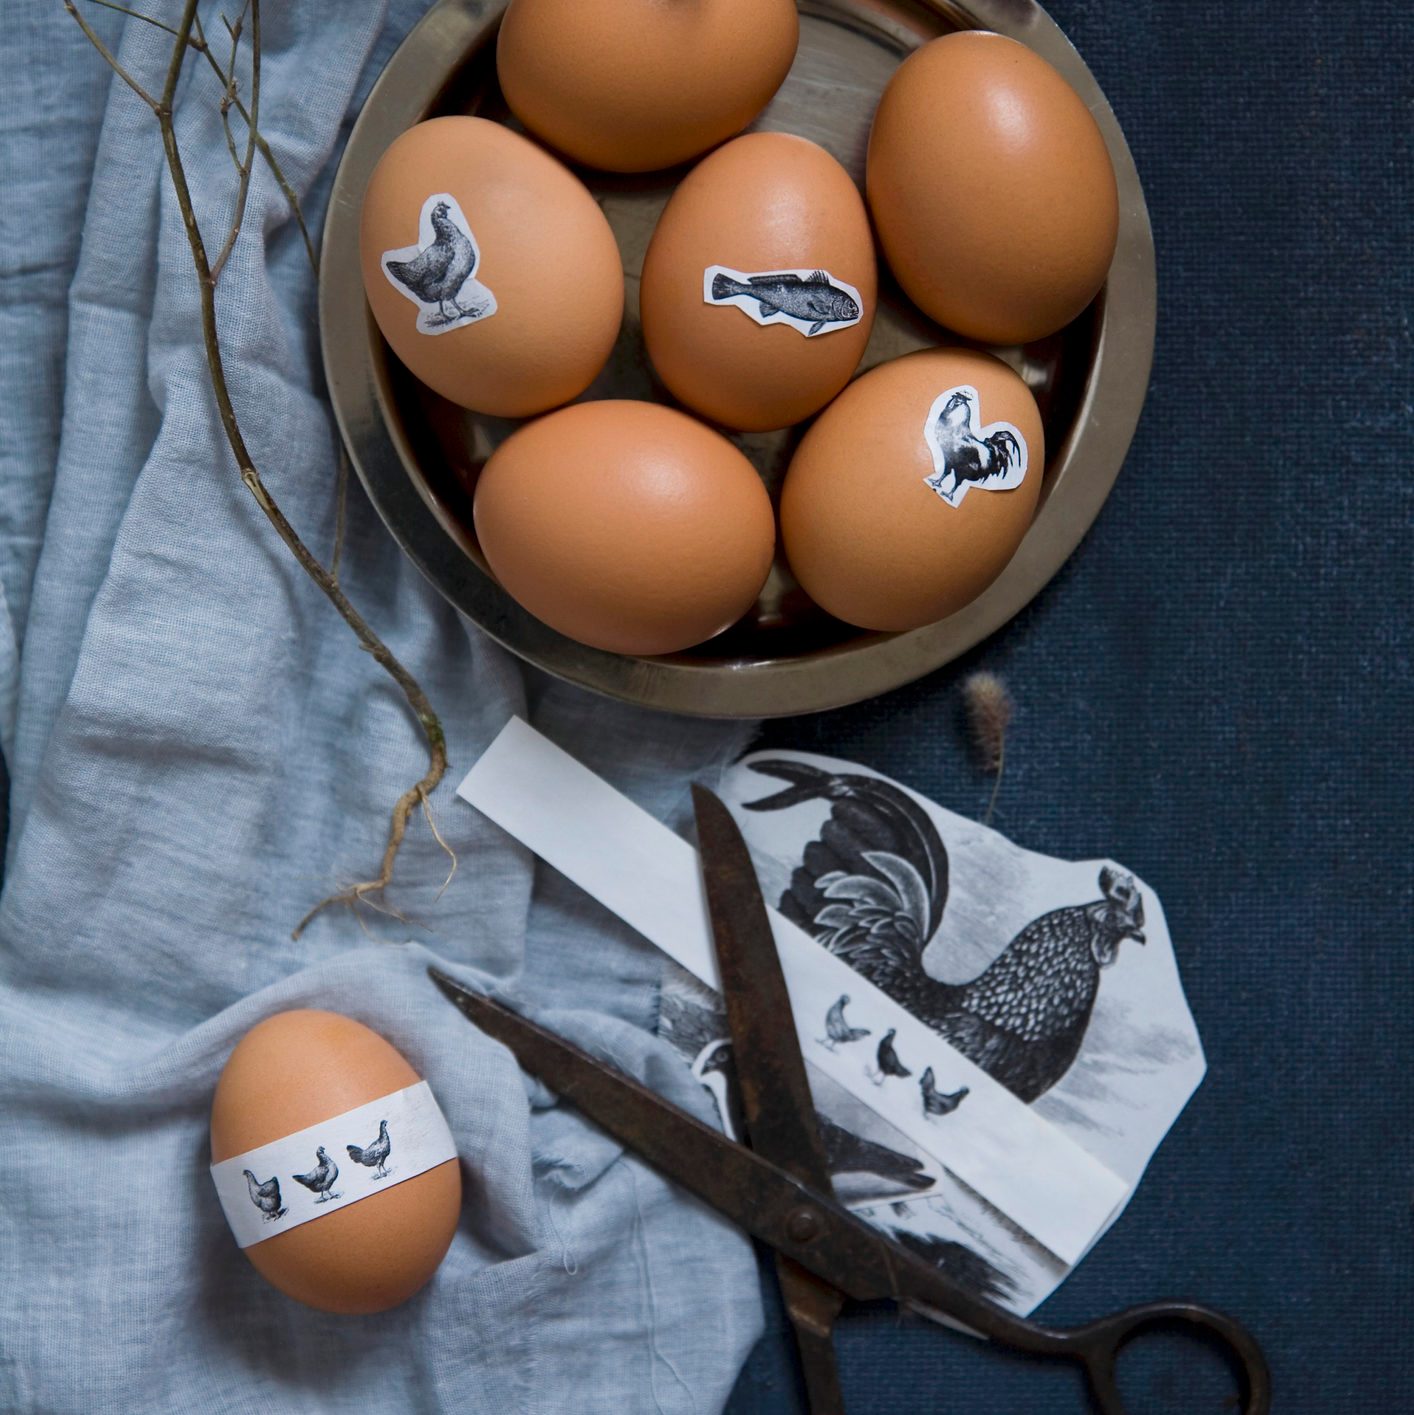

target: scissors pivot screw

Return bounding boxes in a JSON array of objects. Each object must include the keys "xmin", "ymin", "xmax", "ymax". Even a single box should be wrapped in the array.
[{"xmin": 786, "ymin": 1207, "xmax": 824, "ymax": 1244}]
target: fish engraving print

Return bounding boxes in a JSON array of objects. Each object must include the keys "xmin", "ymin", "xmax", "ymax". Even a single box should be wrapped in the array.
[
  {"xmin": 381, "ymin": 193, "xmax": 497, "ymax": 335},
  {"xmin": 922, "ymin": 384, "xmax": 1029, "ymax": 507},
  {"xmin": 703, "ymin": 265, "xmax": 863, "ymax": 337}
]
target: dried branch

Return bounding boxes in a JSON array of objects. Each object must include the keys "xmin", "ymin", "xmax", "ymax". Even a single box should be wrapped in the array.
[
  {"xmin": 191, "ymin": 8, "xmax": 318, "ymax": 276},
  {"xmin": 85, "ymin": 0, "xmax": 181, "ymax": 36},
  {"xmin": 69, "ymin": 0, "xmax": 453, "ymax": 937},
  {"xmin": 65, "ymin": 0, "xmax": 158, "ymax": 107},
  {"xmin": 208, "ymin": 0, "xmax": 256, "ymax": 282}
]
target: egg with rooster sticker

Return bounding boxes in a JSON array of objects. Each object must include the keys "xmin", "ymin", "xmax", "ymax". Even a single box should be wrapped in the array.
[
  {"xmin": 781, "ymin": 348, "xmax": 1043, "ymax": 632},
  {"xmin": 210, "ymin": 1011, "xmax": 461, "ymax": 1314}
]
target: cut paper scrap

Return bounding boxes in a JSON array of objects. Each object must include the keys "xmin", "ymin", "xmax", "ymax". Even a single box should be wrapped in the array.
[
  {"xmin": 457, "ymin": 717, "xmax": 1130, "ymax": 1267},
  {"xmin": 720, "ymin": 748, "xmax": 1207, "ymax": 1314}
]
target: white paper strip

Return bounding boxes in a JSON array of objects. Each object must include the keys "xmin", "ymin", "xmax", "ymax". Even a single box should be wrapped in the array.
[
  {"xmin": 457, "ymin": 718, "xmax": 1128, "ymax": 1265},
  {"xmin": 210, "ymin": 1081, "xmax": 457, "ymax": 1249}
]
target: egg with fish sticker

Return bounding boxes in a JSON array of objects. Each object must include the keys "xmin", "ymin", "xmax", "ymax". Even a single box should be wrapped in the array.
[
  {"xmin": 640, "ymin": 132, "xmax": 876, "ymax": 432},
  {"xmin": 359, "ymin": 116, "xmax": 622, "ymax": 417},
  {"xmin": 209, "ymin": 1011, "xmax": 461, "ymax": 1314},
  {"xmin": 781, "ymin": 348, "xmax": 1043, "ymax": 631}
]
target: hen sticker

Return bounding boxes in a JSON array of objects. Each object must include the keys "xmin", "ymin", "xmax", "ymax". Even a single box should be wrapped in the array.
[
  {"xmin": 923, "ymin": 385, "xmax": 1029, "ymax": 508},
  {"xmin": 704, "ymin": 265, "xmax": 863, "ymax": 337},
  {"xmin": 381, "ymin": 193, "xmax": 497, "ymax": 336}
]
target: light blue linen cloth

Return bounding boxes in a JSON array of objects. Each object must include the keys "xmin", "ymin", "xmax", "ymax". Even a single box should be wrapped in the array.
[{"xmin": 0, "ymin": 3, "xmax": 762, "ymax": 1410}]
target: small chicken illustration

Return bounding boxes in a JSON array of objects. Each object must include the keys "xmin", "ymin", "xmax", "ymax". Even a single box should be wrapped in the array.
[
  {"xmin": 346, "ymin": 1120, "xmax": 392, "ymax": 1180},
  {"xmin": 382, "ymin": 195, "xmax": 493, "ymax": 330},
  {"xmin": 924, "ymin": 386, "xmax": 1027, "ymax": 507},
  {"xmin": 748, "ymin": 757, "xmax": 1146, "ymax": 1104},
  {"xmin": 868, "ymin": 1028, "xmax": 911, "ymax": 1085},
  {"xmin": 919, "ymin": 1068, "xmax": 969, "ymax": 1119},
  {"xmin": 243, "ymin": 1169, "xmax": 286, "ymax": 1221},
  {"xmin": 292, "ymin": 1146, "xmax": 340, "ymax": 1203},
  {"xmin": 689, "ymin": 1037, "xmax": 932, "ymax": 1203},
  {"xmin": 818, "ymin": 994, "xmax": 871, "ymax": 1051}
]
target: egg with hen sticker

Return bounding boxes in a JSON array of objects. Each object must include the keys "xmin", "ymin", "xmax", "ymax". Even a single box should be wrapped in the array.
[
  {"xmin": 640, "ymin": 132, "xmax": 877, "ymax": 433},
  {"xmin": 210, "ymin": 1010, "xmax": 461, "ymax": 1315},
  {"xmin": 781, "ymin": 348, "xmax": 1044, "ymax": 632},
  {"xmin": 359, "ymin": 116, "xmax": 623, "ymax": 417}
]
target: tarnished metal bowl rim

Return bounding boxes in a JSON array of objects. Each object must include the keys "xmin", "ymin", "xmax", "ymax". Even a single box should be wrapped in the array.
[{"xmin": 320, "ymin": 0, "xmax": 1156, "ymax": 718}]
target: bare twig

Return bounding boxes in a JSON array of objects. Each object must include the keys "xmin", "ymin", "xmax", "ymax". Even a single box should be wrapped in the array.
[
  {"xmin": 331, "ymin": 443, "xmax": 350, "ymax": 583},
  {"xmin": 64, "ymin": 1, "xmax": 158, "ymax": 107},
  {"xmin": 192, "ymin": 8, "xmax": 317, "ymax": 275},
  {"xmin": 71, "ymin": 0, "xmax": 453, "ymax": 937},
  {"xmin": 207, "ymin": 0, "xmax": 256, "ymax": 282},
  {"xmin": 422, "ymin": 788, "xmax": 458, "ymax": 898},
  {"xmin": 85, "ymin": 0, "xmax": 181, "ymax": 36}
]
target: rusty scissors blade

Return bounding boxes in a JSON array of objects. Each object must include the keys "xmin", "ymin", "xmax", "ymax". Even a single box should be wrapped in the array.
[
  {"xmin": 691, "ymin": 784, "xmax": 845, "ymax": 1413},
  {"xmin": 430, "ymin": 967, "xmax": 1270, "ymax": 1415}
]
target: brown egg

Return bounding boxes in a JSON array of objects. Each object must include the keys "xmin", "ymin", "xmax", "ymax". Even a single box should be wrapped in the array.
[
  {"xmin": 867, "ymin": 31, "xmax": 1119, "ymax": 345},
  {"xmin": 496, "ymin": 0, "xmax": 799, "ymax": 173},
  {"xmin": 641, "ymin": 133, "xmax": 877, "ymax": 433},
  {"xmin": 473, "ymin": 401, "xmax": 775, "ymax": 655},
  {"xmin": 359, "ymin": 116, "xmax": 622, "ymax": 417},
  {"xmin": 781, "ymin": 348, "xmax": 1043, "ymax": 631},
  {"xmin": 211, "ymin": 1011, "xmax": 461, "ymax": 1315}
]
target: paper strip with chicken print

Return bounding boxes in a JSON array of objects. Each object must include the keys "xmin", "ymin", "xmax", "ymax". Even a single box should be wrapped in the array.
[
  {"xmin": 456, "ymin": 718, "xmax": 1128, "ymax": 1268},
  {"xmin": 210, "ymin": 1081, "xmax": 457, "ymax": 1248},
  {"xmin": 718, "ymin": 749, "xmax": 1206, "ymax": 1316},
  {"xmin": 381, "ymin": 193, "xmax": 497, "ymax": 336}
]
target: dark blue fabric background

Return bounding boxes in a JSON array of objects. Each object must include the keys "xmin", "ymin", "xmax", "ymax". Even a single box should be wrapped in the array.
[
  {"xmin": 2, "ymin": 1, "xmax": 1406, "ymax": 1410},
  {"xmin": 727, "ymin": 2, "xmax": 1414, "ymax": 1410}
]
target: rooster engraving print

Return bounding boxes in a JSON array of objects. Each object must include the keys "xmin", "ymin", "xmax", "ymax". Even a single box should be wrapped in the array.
[
  {"xmin": 744, "ymin": 759, "xmax": 1145, "ymax": 1104},
  {"xmin": 923, "ymin": 385, "xmax": 1028, "ymax": 507},
  {"xmin": 381, "ymin": 193, "xmax": 497, "ymax": 335}
]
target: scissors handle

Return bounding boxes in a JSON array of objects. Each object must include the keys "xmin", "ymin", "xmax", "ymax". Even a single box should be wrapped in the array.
[
  {"xmin": 907, "ymin": 1294, "xmax": 1271, "ymax": 1415},
  {"xmin": 1060, "ymin": 1298, "xmax": 1271, "ymax": 1415}
]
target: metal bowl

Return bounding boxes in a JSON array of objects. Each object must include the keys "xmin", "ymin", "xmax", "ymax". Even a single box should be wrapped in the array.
[{"xmin": 320, "ymin": 0, "xmax": 1155, "ymax": 717}]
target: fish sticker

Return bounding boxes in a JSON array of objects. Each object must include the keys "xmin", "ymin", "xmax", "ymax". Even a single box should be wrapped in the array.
[
  {"xmin": 922, "ymin": 385, "xmax": 1029, "ymax": 508},
  {"xmin": 703, "ymin": 264, "xmax": 863, "ymax": 338},
  {"xmin": 381, "ymin": 192, "xmax": 497, "ymax": 336}
]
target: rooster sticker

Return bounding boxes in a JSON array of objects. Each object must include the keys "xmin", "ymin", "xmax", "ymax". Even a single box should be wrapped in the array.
[
  {"xmin": 381, "ymin": 192, "xmax": 497, "ymax": 336},
  {"xmin": 923, "ymin": 385, "xmax": 1028, "ymax": 508}
]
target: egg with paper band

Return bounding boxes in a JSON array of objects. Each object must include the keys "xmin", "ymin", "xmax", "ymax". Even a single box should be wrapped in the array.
[
  {"xmin": 210, "ymin": 1010, "xmax": 460, "ymax": 1314},
  {"xmin": 780, "ymin": 348, "xmax": 1044, "ymax": 632},
  {"xmin": 866, "ymin": 32, "xmax": 1119, "ymax": 345},
  {"xmin": 472, "ymin": 400, "xmax": 775, "ymax": 656},
  {"xmin": 496, "ymin": 0, "xmax": 799, "ymax": 173},
  {"xmin": 640, "ymin": 133, "xmax": 877, "ymax": 433},
  {"xmin": 359, "ymin": 116, "xmax": 623, "ymax": 417}
]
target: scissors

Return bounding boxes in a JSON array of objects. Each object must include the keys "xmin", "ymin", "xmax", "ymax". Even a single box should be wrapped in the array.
[{"xmin": 431, "ymin": 785, "xmax": 1270, "ymax": 1414}]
